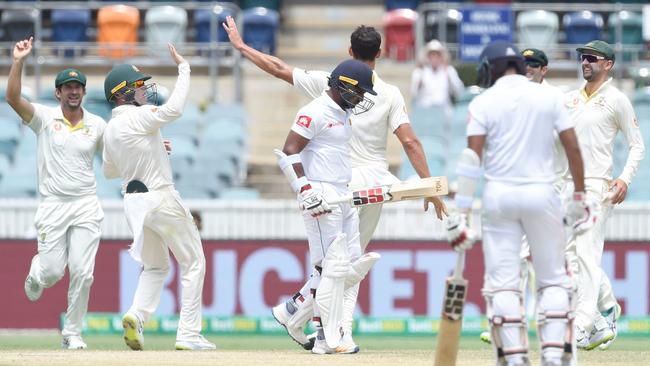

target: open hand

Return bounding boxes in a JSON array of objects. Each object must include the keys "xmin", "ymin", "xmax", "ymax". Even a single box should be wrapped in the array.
[
  {"xmin": 222, "ymin": 15, "xmax": 244, "ymax": 50},
  {"xmin": 168, "ymin": 43, "xmax": 186, "ymax": 65}
]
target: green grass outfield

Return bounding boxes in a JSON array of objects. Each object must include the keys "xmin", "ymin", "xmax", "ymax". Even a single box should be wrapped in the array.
[{"xmin": 0, "ymin": 334, "xmax": 648, "ymax": 366}]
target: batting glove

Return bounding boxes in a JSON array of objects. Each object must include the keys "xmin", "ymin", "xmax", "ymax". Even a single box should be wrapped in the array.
[
  {"xmin": 299, "ymin": 185, "xmax": 331, "ymax": 217},
  {"xmin": 446, "ymin": 213, "xmax": 476, "ymax": 252},
  {"xmin": 565, "ymin": 192, "xmax": 598, "ymax": 236}
]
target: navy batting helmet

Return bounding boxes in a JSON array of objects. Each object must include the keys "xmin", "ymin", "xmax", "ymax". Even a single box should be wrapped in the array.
[
  {"xmin": 476, "ymin": 41, "xmax": 525, "ymax": 88},
  {"xmin": 328, "ymin": 59, "xmax": 376, "ymax": 115}
]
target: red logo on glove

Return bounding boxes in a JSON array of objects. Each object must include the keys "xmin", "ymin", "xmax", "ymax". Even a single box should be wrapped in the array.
[{"xmin": 296, "ymin": 115, "xmax": 312, "ymax": 128}]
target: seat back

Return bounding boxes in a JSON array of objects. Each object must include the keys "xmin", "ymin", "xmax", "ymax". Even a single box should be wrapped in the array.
[
  {"xmin": 563, "ymin": 11, "xmax": 604, "ymax": 45},
  {"xmin": 97, "ymin": 5, "xmax": 140, "ymax": 59},
  {"xmin": 386, "ymin": 0, "xmax": 420, "ymax": 11},
  {"xmin": 194, "ymin": 7, "xmax": 234, "ymax": 43},
  {"xmin": 424, "ymin": 9, "xmax": 461, "ymax": 44},
  {"xmin": 51, "ymin": 9, "xmax": 91, "ymax": 57},
  {"xmin": 242, "ymin": 7, "xmax": 279, "ymax": 55},
  {"xmin": 383, "ymin": 9, "xmax": 418, "ymax": 61},
  {"xmin": 145, "ymin": 6, "xmax": 187, "ymax": 54},
  {"xmin": 1, "ymin": 9, "xmax": 37, "ymax": 42},
  {"xmin": 517, "ymin": 10, "xmax": 559, "ymax": 50},
  {"xmin": 240, "ymin": 0, "xmax": 279, "ymax": 10}
]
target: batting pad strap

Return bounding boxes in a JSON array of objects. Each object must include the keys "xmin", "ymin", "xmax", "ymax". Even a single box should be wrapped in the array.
[{"xmin": 274, "ymin": 149, "xmax": 310, "ymax": 193}]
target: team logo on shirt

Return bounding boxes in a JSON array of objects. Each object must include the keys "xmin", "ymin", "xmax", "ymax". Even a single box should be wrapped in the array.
[
  {"xmin": 327, "ymin": 121, "xmax": 345, "ymax": 128},
  {"xmin": 53, "ymin": 122, "xmax": 63, "ymax": 131},
  {"xmin": 296, "ymin": 115, "xmax": 312, "ymax": 128},
  {"xmin": 594, "ymin": 96, "xmax": 607, "ymax": 108}
]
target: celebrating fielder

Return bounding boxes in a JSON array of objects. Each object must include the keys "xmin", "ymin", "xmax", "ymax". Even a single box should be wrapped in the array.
[
  {"xmin": 102, "ymin": 44, "xmax": 214, "ymax": 351},
  {"xmin": 447, "ymin": 41, "xmax": 595, "ymax": 366},
  {"xmin": 6, "ymin": 37, "xmax": 106, "ymax": 350},
  {"xmin": 223, "ymin": 17, "xmax": 447, "ymax": 352},
  {"xmin": 565, "ymin": 40, "xmax": 645, "ymax": 350}
]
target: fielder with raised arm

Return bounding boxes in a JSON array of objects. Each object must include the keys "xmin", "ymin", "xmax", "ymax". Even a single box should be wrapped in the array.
[
  {"xmin": 275, "ymin": 59, "xmax": 378, "ymax": 354},
  {"xmin": 102, "ymin": 44, "xmax": 214, "ymax": 351},
  {"xmin": 223, "ymin": 17, "xmax": 447, "ymax": 352},
  {"xmin": 447, "ymin": 41, "xmax": 596, "ymax": 366},
  {"xmin": 565, "ymin": 40, "xmax": 645, "ymax": 350}
]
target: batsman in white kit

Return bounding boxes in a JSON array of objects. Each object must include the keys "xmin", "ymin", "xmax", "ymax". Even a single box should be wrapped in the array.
[
  {"xmin": 6, "ymin": 37, "xmax": 106, "ymax": 350},
  {"xmin": 223, "ymin": 18, "xmax": 447, "ymax": 352},
  {"xmin": 446, "ymin": 41, "xmax": 596, "ymax": 366},
  {"xmin": 275, "ymin": 59, "xmax": 379, "ymax": 354},
  {"xmin": 102, "ymin": 44, "xmax": 214, "ymax": 351}
]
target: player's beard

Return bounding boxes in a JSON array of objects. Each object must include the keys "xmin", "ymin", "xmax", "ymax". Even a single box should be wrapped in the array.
[{"xmin": 582, "ymin": 63, "xmax": 600, "ymax": 82}]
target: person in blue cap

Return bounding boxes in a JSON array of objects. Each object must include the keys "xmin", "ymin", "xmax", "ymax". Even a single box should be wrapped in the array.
[{"xmin": 274, "ymin": 59, "xmax": 377, "ymax": 355}]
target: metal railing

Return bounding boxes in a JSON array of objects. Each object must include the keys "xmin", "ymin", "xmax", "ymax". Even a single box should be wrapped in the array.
[{"xmin": 0, "ymin": 1, "xmax": 244, "ymax": 103}]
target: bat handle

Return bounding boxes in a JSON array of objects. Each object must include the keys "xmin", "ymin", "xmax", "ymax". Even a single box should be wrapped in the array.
[
  {"xmin": 453, "ymin": 250, "xmax": 465, "ymax": 281},
  {"xmin": 326, "ymin": 194, "xmax": 351, "ymax": 205}
]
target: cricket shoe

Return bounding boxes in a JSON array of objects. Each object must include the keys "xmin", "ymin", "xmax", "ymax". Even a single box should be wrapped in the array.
[
  {"xmin": 24, "ymin": 257, "xmax": 43, "ymax": 302},
  {"xmin": 62, "ymin": 336, "xmax": 87, "ymax": 350},
  {"xmin": 335, "ymin": 330, "xmax": 359, "ymax": 354},
  {"xmin": 175, "ymin": 335, "xmax": 216, "ymax": 350},
  {"xmin": 311, "ymin": 330, "xmax": 334, "ymax": 355},
  {"xmin": 598, "ymin": 303, "xmax": 621, "ymax": 350},
  {"xmin": 272, "ymin": 300, "xmax": 314, "ymax": 350},
  {"xmin": 577, "ymin": 324, "xmax": 614, "ymax": 351},
  {"xmin": 122, "ymin": 312, "xmax": 144, "ymax": 351},
  {"xmin": 479, "ymin": 331, "xmax": 492, "ymax": 345}
]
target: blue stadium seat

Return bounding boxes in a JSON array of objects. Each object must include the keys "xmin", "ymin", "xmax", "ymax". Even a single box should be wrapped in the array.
[
  {"xmin": 517, "ymin": 10, "xmax": 559, "ymax": 52},
  {"xmin": 0, "ymin": 154, "xmax": 10, "ymax": 180},
  {"xmin": 14, "ymin": 130, "xmax": 36, "ymax": 158},
  {"xmin": 51, "ymin": 9, "xmax": 90, "ymax": 58},
  {"xmin": 194, "ymin": 6, "xmax": 233, "ymax": 43},
  {"xmin": 219, "ymin": 187, "xmax": 261, "ymax": 200},
  {"xmin": 83, "ymin": 88, "xmax": 112, "ymax": 121},
  {"xmin": 167, "ymin": 137, "xmax": 197, "ymax": 166},
  {"xmin": 94, "ymin": 160, "xmax": 122, "ymax": 199},
  {"xmin": 0, "ymin": 118, "xmax": 22, "ymax": 159},
  {"xmin": 1, "ymin": 9, "xmax": 37, "ymax": 42},
  {"xmin": 145, "ymin": 6, "xmax": 188, "ymax": 55},
  {"xmin": 0, "ymin": 166, "xmax": 37, "ymax": 198},
  {"xmin": 174, "ymin": 168, "xmax": 222, "ymax": 199},
  {"xmin": 386, "ymin": 0, "xmax": 420, "ymax": 11},
  {"xmin": 242, "ymin": 7, "xmax": 279, "ymax": 55},
  {"xmin": 634, "ymin": 87, "xmax": 650, "ymax": 124},
  {"xmin": 203, "ymin": 103, "xmax": 247, "ymax": 125},
  {"xmin": 162, "ymin": 103, "xmax": 201, "ymax": 143},
  {"xmin": 563, "ymin": 11, "xmax": 604, "ymax": 46},
  {"xmin": 240, "ymin": 0, "xmax": 279, "ymax": 10},
  {"xmin": 201, "ymin": 121, "xmax": 247, "ymax": 147},
  {"xmin": 410, "ymin": 105, "xmax": 448, "ymax": 139}
]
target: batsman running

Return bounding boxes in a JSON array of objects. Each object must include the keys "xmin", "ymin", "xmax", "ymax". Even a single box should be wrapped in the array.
[
  {"xmin": 275, "ymin": 59, "xmax": 378, "ymax": 354},
  {"xmin": 446, "ymin": 41, "xmax": 596, "ymax": 366},
  {"xmin": 224, "ymin": 17, "xmax": 447, "ymax": 353}
]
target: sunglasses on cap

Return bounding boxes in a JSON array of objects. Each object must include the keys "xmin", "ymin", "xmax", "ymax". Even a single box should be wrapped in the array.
[
  {"xmin": 525, "ymin": 60, "xmax": 542, "ymax": 68},
  {"xmin": 131, "ymin": 80, "xmax": 145, "ymax": 88},
  {"xmin": 580, "ymin": 54, "xmax": 606, "ymax": 63}
]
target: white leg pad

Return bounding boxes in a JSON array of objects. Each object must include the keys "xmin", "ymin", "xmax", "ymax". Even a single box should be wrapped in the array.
[
  {"xmin": 344, "ymin": 252, "xmax": 380, "ymax": 289},
  {"xmin": 316, "ymin": 233, "xmax": 350, "ymax": 349},
  {"xmin": 287, "ymin": 295, "xmax": 313, "ymax": 331},
  {"xmin": 537, "ymin": 285, "xmax": 575, "ymax": 365},
  {"xmin": 485, "ymin": 289, "xmax": 529, "ymax": 365},
  {"xmin": 341, "ymin": 283, "xmax": 359, "ymax": 333}
]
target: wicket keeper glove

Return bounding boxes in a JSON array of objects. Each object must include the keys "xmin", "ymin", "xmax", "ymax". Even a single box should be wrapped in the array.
[
  {"xmin": 565, "ymin": 192, "xmax": 598, "ymax": 236},
  {"xmin": 446, "ymin": 213, "xmax": 476, "ymax": 252},
  {"xmin": 299, "ymin": 185, "xmax": 331, "ymax": 217}
]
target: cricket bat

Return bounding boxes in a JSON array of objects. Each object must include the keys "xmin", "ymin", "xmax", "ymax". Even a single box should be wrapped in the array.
[
  {"xmin": 434, "ymin": 251, "xmax": 468, "ymax": 366},
  {"xmin": 328, "ymin": 176, "xmax": 448, "ymax": 207}
]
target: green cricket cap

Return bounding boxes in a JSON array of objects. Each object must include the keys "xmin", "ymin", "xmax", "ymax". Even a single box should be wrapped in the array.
[
  {"xmin": 521, "ymin": 48, "xmax": 548, "ymax": 66},
  {"xmin": 576, "ymin": 40, "xmax": 615, "ymax": 61},
  {"xmin": 55, "ymin": 68, "xmax": 87, "ymax": 88}
]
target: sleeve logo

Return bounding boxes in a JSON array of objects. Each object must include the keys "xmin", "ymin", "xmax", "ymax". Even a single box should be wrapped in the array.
[{"xmin": 296, "ymin": 115, "xmax": 312, "ymax": 128}]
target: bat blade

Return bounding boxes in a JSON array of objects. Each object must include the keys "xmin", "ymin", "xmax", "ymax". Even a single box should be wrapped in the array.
[
  {"xmin": 434, "ymin": 252, "xmax": 468, "ymax": 366},
  {"xmin": 328, "ymin": 176, "xmax": 448, "ymax": 207}
]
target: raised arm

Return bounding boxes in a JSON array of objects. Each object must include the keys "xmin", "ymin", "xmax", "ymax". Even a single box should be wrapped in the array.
[
  {"xmin": 6, "ymin": 37, "xmax": 35, "ymax": 122},
  {"xmin": 223, "ymin": 15, "xmax": 294, "ymax": 84}
]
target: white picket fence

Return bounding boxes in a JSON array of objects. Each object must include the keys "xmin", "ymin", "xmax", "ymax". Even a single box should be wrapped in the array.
[{"xmin": 0, "ymin": 198, "xmax": 649, "ymax": 241}]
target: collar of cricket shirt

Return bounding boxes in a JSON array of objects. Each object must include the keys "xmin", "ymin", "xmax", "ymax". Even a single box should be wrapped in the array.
[
  {"xmin": 53, "ymin": 106, "xmax": 85, "ymax": 132},
  {"xmin": 581, "ymin": 77, "xmax": 613, "ymax": 102}
]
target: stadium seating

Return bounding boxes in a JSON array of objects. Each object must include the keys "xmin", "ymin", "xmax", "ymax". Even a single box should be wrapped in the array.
[
  {"xmin": 240, "ymin": 0, "xmax": 279, "ymax": 11},
  {"xmin": 194, "ymin": 7, "xmax": 234, "ymax": 44},
  {"xmin": 82, "ymin": 88, "xmax": 112, "ymax": 122},
  {"xmin": 242, "ymin": 7, "xmax": 279, "ymax": 55},
  {"xmin": 51, "ymin": 9, "xmax": 91, "ymax": 58},
  {"xmin": 563, "ymin": 11, "xmax": 604, "ymax": 46},
  {"xmin": 607, "ymin": 11, "xmax": 643, "ymax": 61},
  {"xmin": 94, "ymin": 159, "xmax": 122, "ymax": 199},
  {"xmin": 0, "ymin": 116, "xmax": 22, "ymax": 160},
  {"xmin": 1, "ymin": 9, "xmax": 37, "ymax": 43},
  {"xmin": 410, "ymin": 105, "xmax": 448, "ymax": 139},
  {"xmin": 386, "ymin": 0, "xmax": 420, "ymax": 11},
  {"xmin": 633, "ymin": 87, "xmax": 650, "ymax": 123},
  {"xmin": 424, "ymin": 8, "xmax": 461, "ymax": 45},
  {"xmin": 517, "ymin": 10, "xmax": 559, "ymax": 51},
  {"xmin": 203, "ymin": 103, "xmax": 247, "ymax": 126},
  {"xmin": 97, "ymin": 5, "xmax": 140, "ymax": 59},
  {"xmin": 145, "ymin": 6, "xmax": 188, "ymax": 55},
  {"xmin": 383, "ymin": 9, "xmax": 418, "ymax": 61}
]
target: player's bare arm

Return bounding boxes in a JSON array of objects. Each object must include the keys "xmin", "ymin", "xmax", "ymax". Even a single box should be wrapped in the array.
[
  {"xmin": 281, "ymin": 131, "xmax": 309, "ymax": 178},
  {"xmin": 223, "ymin": 15, "xmax": 294, "ymax": 84},
  {"xmin": 558, "ymin": 128, "xmax": 585, "ymax": 192},
  {"xmin": 168, "ymin": 43, "xmax": 186, "ymax": 65},
  {"xmin": 6, "ymin": 37, "xmax": 35, "ymax": 122},
  {"xmin": 395, "ymin": 124, "xmax": 447, "ymax": 219}
]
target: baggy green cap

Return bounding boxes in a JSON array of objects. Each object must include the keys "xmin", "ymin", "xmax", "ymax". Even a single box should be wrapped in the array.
[{"xmin": 576, "ymin": 40, "xmax": 615, "ymax": 61}]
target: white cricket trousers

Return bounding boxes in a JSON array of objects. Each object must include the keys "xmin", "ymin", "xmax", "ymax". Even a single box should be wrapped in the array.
[
  {"xmin": 349, "ymin": 165, "xmax": 400, "ymax": 252},
  {"xmin": 481, "ymin": 181, "xmax": 571, "ymax": 299},
  {"xmin": 29, "ymin": 195, "xmax": 103, "ymax": 338},
  {"xmin": 303, "ymin": 181, "xmax": 361, "ymax": 267},
  {"xmin": 562, "ymin": 178, "xmax": 616, "ymax": 332},
  {"xmin": 127, "ymin": 189, "xmax": 206, "ymax": 342}
]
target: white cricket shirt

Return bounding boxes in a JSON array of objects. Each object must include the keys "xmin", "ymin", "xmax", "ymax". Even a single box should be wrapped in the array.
[
  {"xmin": 564, "ymin": 78, "xmax": 645, "ymax": 185},
  {"xmin": 103, "ymin": 62, "xmax": 190, "ymax": 192},
  {"xmin": 410, "ymin": 65, "xmax": 464, "ymax": 110},
  {"xmin": 290, "ymin": 91, "xmax": 353, "ymax": 184},
  {"xmin": 467, "ymin": 74, "xmax": 574, "ymax": 184},
  {"xmin": 26, "ymin": 104, "xmax": 106, "ymax": 199},
  {"xmin": 292, "ymin": 67, "xmax": 409, "ymax": 169}
]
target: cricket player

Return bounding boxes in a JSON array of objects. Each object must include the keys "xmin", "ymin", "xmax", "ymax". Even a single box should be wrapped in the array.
[
  {"xmin": 275, "ymin": 59, "xmax": 376, "ymax": 354},
  {"xmin": 6, "ymin": 37, "xmax": 106, "ymax": 350},
  {"xmin": 223, "ymin": 17, "xmax": 447, "ymax": 352},
  {"xmin": 102, "ymin": 44, "xmax": 214, "ymax": 351},
  {"xmin": 565, "ymin": 40, "xmax": 645, "ymax": 350},
  {"xmin": 447, "ymin": 41, "xmax": 595, "ymax": 366}
]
